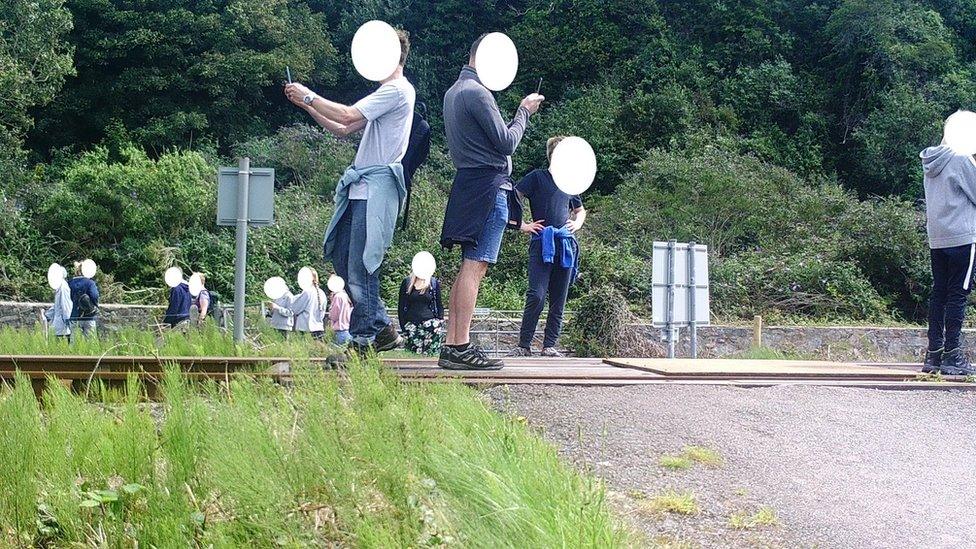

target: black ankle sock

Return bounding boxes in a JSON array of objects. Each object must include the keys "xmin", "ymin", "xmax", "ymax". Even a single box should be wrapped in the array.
[{"xmin": 450, "ymin": 343, "xmax": 470, "ymax": 352}]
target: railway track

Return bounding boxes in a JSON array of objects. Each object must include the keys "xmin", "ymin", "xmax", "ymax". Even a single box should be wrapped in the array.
[{"xmin": 1, "ymin": 354, "xmax": 973, "ymax": 393}]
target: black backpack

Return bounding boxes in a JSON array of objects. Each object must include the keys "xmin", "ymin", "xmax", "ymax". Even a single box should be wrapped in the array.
[
  {"xmin": 78, "ymin": 293, "xmax": 97, "ymax": 318},
  {"xmin": 400, "ymin": 102, "xmax": 431, "ymax": 229}
]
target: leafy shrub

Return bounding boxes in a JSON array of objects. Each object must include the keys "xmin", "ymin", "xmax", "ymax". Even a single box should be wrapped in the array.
[
  {"xmin": 711, "ymin": 251, "xmax": 890, "ymax": 322},
  {"xmin": 25, "ymin": 145, "xmax": 213, "ymax": 297},
  {"xmin": 595, "ymin": 148, "xmax": 926, "ymax": 321},
  {"xmin": 564, "ymin": 285, "xmax": 661, "ymax": 357},
  {"xmin": 231, "ymin": 124, "xmax": 355, "ymax": 196}
]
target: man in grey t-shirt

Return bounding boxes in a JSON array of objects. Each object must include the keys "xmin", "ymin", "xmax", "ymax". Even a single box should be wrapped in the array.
[{"xmin": 285, "ymin": 29, "xmax": 415, "ymax": 353}]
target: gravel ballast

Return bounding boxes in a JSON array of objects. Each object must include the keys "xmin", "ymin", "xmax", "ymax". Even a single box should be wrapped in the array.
[{"xmin": 488, "ymin": 384, "xmax": 976, "ymax": 548}]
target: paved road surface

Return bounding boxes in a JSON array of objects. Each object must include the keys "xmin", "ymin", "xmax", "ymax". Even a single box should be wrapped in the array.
[{"xmin": 488, "ymin": 384, "xmax": 976, "ymax": 548}]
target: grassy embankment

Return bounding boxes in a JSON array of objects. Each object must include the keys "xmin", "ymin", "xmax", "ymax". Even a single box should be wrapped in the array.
[{"xmin": 0, "ymin": 360, "xmax": 631, "ymax": 547}]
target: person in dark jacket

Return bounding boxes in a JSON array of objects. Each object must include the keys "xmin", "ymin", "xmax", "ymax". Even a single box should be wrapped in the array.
[
  {"xmin": 67, "ymin": 261, "xmax": 100, "ymax": 342},
  {"xmin": 438, "ymin": 33, "xmax": 544, "ymax": 370},
  {"xmin": 164, "ymin": 281, "xmax": 192, "ymax": 327},
  {"xmin": 509, "ymin": 136, "xmax": 587, "ymax": 359},
  {"xmin": 397, "ymin": 272, "xmax": 445, "ymax": 356}
]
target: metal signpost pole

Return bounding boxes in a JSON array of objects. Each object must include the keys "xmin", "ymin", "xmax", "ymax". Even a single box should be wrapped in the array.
[
  {"xmin": 666, "ymin": 239, "xmax": 676, "ymax": 359},
  {"xmin": 688, "ymin": 241, "xmax": 698, "ymax": 359},
  {"xmin": 233, "ymin": 157, "xmax": 250, "ymax": 343}
]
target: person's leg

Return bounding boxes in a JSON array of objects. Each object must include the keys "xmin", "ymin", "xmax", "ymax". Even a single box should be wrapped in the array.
[
  {"xmin": 447, "ymin": 189, "xmax": 508, "ymax": 346},
  {"xmin": 943, "ymin": 243, "xmax": 974, "ymax": 351},
  {"xmin": 330, "ymin": 205, "xmax": 353, "ymax": 308},
  {"xmin": 82, "ymin": 319, "xmax": 96, "ymax": 338},
  {"xmin": 543, "ymin": 264, "xmax": 574, "ymax": 349},
  {"xmin": 928, "ymin": 248, "xmax": 949, "ymax": 351},
  {"xmin": 446, "ymin": 259, "xmax": 489, "ymax": 345},
  {"xmin": 346, "ymin": 200, "xmax": 392, "ymax": 343},
  {"xmin": 518, "ymin": 249, "xmax": 550, "ymax": 349}
]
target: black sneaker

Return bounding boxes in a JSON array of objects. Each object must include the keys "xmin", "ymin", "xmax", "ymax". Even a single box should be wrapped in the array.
[
  {"xmin": 373, "ymin": 323, "xmax": 401, "ymax": 353},
  {"xmin": 438, "ymin": 345, "xmax": 504, "ymax": 370},
  {"xmin": 940, "ymin": 348, "xmax": 975, "ymax": 376},
  {"xmin": 922, "ymin": 348, "xmax": 943, "ymax": 374}
]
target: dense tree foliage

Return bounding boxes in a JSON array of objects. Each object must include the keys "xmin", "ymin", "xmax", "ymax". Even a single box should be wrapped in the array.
[{"xmin": 3, "ymin": 0, "xmax": 973, "ymax": 322}]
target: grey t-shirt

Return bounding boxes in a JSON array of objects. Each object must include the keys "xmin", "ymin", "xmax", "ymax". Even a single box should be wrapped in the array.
[{"xmin": 349, "ymin": 77, "xmax": 416, "ymax": 199}]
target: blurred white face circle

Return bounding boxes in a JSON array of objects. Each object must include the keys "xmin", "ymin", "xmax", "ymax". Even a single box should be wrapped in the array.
[
  {"xmin": 297, "ymin": 267, "xmax": 314, "ymax": 292},
  {"xmin": 327, "ymin": 274, "xmax": 345, "ymax": 293},
  {"xmin": 411, "ymin": 251, "xmax": 436, "ymax": 280},
  {"xmin": 48, "ymin": 263, "xmax": 66, "ymax": 290},
  {"xmin": 944, "ymin": 110, "xmax": 976, "ymax": 155},
  {"xmin": 164, "ymin": 267, "xmax": 183, "ymax": 288},
  {"xmin": 264, "ymin": 276, "xmax": 288, "ymax": 300},
  {"xmin": 351, "ymin": 20, "xmax": 401, "ymax": 81},
  {"xmin": 549, "ymin": 136, "xmax": 597, "ymax": 195},
  {"xmin": 188, "ymin": 273, "xmax": 204, "ymax": 297},
  {"xmin": 81, "ymin": 259, "xmax": 97, "ymax": 279},
  {"xmin": 475, "ymin": 32, "xmax": 518, "ymax": 91}
]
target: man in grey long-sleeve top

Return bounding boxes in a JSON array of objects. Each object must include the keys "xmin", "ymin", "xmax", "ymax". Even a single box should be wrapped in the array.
[{"xmin": 438, "ymin": 33, "xmax": 544, "ymax": 370}]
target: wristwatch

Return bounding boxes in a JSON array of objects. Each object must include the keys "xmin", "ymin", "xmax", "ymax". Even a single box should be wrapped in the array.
[{"xmin": 302, "ymin": 93, "xmax": 316, "ymax": 106}]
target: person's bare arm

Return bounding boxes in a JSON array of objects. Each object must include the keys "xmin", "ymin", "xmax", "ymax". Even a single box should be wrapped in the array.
[
  {"xmin": 285, "ymin": 83, "xmax": 366, "ymax": 125},
  {"xmin": 565, "ymin": 206, "xmax": 587, "ymax": 233},
  {"xmin": 305, "ymin": 106, "xmax": 367, "ymax": 137}
]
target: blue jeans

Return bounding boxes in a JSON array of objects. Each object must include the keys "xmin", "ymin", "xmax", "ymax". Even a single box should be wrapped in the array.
[
  {"xmin": 518, "ymin": 240, "xmax": 573, "ymax": 349},
  {"xmin": 928, "ymin": 243, "xmax": 975, "ymax": 351},
  {"xmin": 327, "ymin": 199, "xmax": 392, "ymax": 344},
  {"xmin": 334, "ymin": 330, "xmax": 351, "ymax": 345},
  {"xmin": 461, "ymin": 189, "xmax": 509, "ymax": 264}
]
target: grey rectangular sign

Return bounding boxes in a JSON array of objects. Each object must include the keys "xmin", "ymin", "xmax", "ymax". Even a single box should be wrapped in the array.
[
  {"xmin": 651, "ymin": 241, "xmax": 710, "ymax": 327},
  {"xmin": 216, "ymin": 167, "xmax": 275, "ymax": 227}
]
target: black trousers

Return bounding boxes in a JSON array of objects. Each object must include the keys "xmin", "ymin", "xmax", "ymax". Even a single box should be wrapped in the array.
[
  {"xmin": 518, "ymin": 241, "xmax": 573, "ymax": 349},
  {"xmin": 928, "ymin": 243, "xmax": 975, "ymax": 351}
]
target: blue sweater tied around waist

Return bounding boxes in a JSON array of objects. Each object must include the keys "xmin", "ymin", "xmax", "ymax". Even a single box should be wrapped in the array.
[{"xmin": 532, "ymin": 226, "xmax": 580, "ymax": 283}]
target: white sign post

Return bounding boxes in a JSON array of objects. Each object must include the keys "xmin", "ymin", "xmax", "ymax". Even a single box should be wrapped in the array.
[{"xmin": 652, "ymin": 240, "xmax": 710, "ymax": 358}]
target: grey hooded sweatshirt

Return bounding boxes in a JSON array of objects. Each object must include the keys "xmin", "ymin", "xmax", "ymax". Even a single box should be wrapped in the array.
[{"xmin": 922, "ymin": 145, "xmax": 976, "ymax": 249}]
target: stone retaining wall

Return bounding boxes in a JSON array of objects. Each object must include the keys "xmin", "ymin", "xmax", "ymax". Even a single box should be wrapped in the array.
[
  {"xmin": 640, "ymin": 324, "xmax": 944, "ymax": 362},
  {"xmin": 0, "ymin": 301, "xmax": 169, "ymax": 332}
]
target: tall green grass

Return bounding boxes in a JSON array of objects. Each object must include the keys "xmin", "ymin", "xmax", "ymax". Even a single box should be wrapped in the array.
[
  {"xmin": 0, "ymin": 362, "xmax": 630, "ymax": 547},
  {"xmin": 0, "ymin": 323, "xmax": 325, "ymax": 357}
]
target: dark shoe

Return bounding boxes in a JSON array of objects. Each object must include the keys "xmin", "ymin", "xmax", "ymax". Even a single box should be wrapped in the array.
[
  {"xmin": 438, "ymin": 345, "xmax": 504, "ymax": 370},
  {"xmin": 922, "ymin": 348, "xmax": 943, "ymax": 374},
  {"xmin": 940, "ymin": 348, "xmax": 976, "ymax": 376},
  {"xmin": 507, "ymin": 346, "xmax": 532, "ymax": 357},
  {"xmin": 373, "ymin": 323, "xmax": 401, "ymax": 353}
]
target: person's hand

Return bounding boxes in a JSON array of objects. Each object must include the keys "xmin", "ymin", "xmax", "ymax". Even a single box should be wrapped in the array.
[
  {"xmin": 564, "ymin": 218, "xmax": 582, "ymax": 233},
  {"xmin": 520, "ymin": 93, "xmax": 545, "ymax": 115},
  {"xmin": 284, "ymin": 83, "xmax": 313, "ymax": 106},
  {"xmin": 521, "ymin": 219, "xmax": 545, "ymax": 235}
]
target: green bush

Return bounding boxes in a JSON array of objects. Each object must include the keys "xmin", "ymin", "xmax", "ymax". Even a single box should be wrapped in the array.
[
  {"xmin": 711, "ymin": 251, "xmax": 891, "ymax": 322},
  {"xmin": 565, "ymin": 285, "xmax": 661, "ymax": 357},
  {"xmin": 595, "ymin": 148, "xmax": 926, "ymax": 321},
  {"xmin": 231, "ymin": 124, "xmax": 355, "ymax": 196}
]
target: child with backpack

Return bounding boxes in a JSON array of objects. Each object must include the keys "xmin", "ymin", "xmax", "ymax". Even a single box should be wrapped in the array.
[{"xmin": 67, "ymin": 261, "xmax": 100, "ymax": 341}]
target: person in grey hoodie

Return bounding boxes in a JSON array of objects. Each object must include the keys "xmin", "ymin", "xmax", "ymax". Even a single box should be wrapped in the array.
[{"xmin": 920, "ymin": 112, "xmax": 976, "ymax": 376}]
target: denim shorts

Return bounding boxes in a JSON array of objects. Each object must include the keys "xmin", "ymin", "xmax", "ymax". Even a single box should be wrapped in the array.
[{"xmin": 462, "ymin": 189, "xmax": 509, "ymax": 264}]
